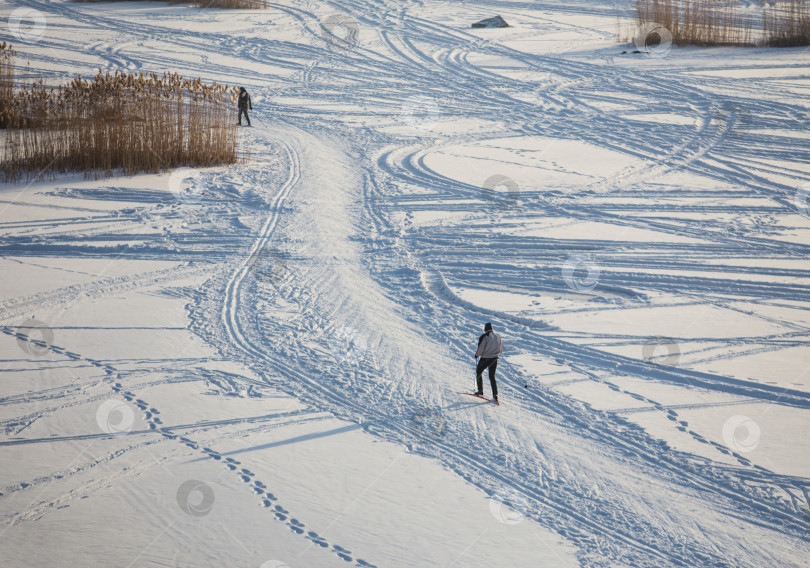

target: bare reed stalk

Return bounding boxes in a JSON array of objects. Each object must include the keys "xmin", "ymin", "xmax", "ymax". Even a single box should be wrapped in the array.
[
  {"xmin": 1, "ymin": 47, "xmax": 239, "ymax": 182},
  {"xmin": 631, "ymin": 0, "xmax": 810, "ymax": 47}
]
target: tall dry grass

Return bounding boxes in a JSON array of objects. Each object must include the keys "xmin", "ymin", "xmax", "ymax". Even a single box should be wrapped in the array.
[
  {"xmin": 0, "ymin": 43, "xmax": 16, "ymax": 129},
  {"xmin": 1, "ymin": 46, "xmax": 238, "ymax": 182},
  {"xmin": 74, "ymin": 0, "xmax": 268, "ymax": 7},
  {"xmin": 630, "ymin": 0, "xmax": 810, "ymax": 47},
  {"xmin": 196, "ymin": 0, "xmax": 268, "ymax": 7},
  {"xmin": 763, "ymin": 0, "xmax": 810, "ymax": 46}
]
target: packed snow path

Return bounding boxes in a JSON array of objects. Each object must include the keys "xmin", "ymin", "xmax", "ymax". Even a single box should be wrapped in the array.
[{"xmin": 2, "ymin": 1, "xmax": 810, "ymax": 567}]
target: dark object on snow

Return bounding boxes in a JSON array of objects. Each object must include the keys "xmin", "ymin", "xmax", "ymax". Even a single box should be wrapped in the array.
[
  {"xmin": 472, "ymin": 15, "xmax": 509, "ymax": 29},
  {"xmin": 238, "ymin": 87, "xmax": 252, "ymax": 126}
]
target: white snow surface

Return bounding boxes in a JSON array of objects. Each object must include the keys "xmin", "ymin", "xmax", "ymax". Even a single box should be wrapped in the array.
[{"xmin": 1, "ymin": 1, "xmax": 810, "ymax": 567}]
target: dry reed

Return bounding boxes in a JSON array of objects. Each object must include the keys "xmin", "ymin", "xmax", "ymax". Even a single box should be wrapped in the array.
[
  {"xmin": 73, "ymin": 0, "xmax": 268, "ymax": 7},
  {"xmin": 763, "ymin": 0, "xmax": 810, "ymax": 47},
  {"xmin": 1, "ymin": 45, "xmax": 238, "ymax": 182},
  {"xmin": 0, "ymin": 43, "xmax": 16, "ymax": 129},
  {"xmin": 196, "ymin": 0, "xmax": 268, "ymax": 7},
  {"xmin": 629, "ymin": 0, "xmax": 810, "ymax": 47}
]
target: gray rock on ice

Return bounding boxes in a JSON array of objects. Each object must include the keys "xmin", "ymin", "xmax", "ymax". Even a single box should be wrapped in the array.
[{"xmin": 472, "ymin": 15, "xmax": 509, "ymax": 28}]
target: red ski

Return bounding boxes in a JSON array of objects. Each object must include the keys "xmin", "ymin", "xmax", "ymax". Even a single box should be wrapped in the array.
[{"xmin": 459, "ymin": 392, "xmax": 499, "ymax": 405}]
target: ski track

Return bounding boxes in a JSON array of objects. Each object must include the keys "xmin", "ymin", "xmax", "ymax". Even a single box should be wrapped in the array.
[
  {"xmin": 2, "ymin": 319, "xmax": 376, "ymax": 567},
  {"xmin": 3, "ymin": 1, "xmax": 810, "ymax": 567}
]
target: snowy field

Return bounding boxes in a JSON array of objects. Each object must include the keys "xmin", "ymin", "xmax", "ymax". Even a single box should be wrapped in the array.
[{"xmin": 1, "ymin": 0, "xmax": 810, "ymax": 567}]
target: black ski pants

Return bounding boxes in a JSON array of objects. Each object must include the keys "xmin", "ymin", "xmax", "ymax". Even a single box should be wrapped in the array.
[
  {"xmin": 239, "ymin": 107, "xmax": 250, "ymax": 125},
  {"xmin": 476, "ymin": 357, "xmax": 499, "ymax": 398}
]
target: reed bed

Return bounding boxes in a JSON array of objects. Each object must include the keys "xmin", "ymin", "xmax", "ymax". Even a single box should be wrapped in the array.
[
  {"xmin": 1, "ymin": 45, "xmax": 238, "ymax": 182},
  {"xmin": 0, "ymin": 43, "xmax": 16, "ymax": 129},
  {"xmin": 763, "ymin": 0, "xmax": 810, "ymax": 47},
  {"xmin": 73, "ymin": 0, "xmax": 269, "ymax": 8},
  {"xmin": 196, "ymin": 0, "xmax": 268, "ymax": 7},
  {"xmin": 628, "ymin": 0, "xmax": 810, "ymax": 47}
]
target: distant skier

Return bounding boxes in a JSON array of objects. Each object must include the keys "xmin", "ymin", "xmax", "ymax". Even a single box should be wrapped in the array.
[
  {"xmin": 238, "ymin": 87, "xmax": 252, "ymax": 126},
  {"xmin": 474, "ymin": 322, "xmax": 503, "ymax": 402}
]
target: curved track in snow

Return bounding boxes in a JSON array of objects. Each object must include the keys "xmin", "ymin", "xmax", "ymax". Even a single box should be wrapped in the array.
[{"xmin": 3, "ymin": 1, "xmax": 809, "ymax": 567}]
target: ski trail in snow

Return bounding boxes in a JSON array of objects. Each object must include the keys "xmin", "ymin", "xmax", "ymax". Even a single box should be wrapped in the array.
[
  {"xmin": 197, "ymin": 7, "xmax": 809, "ymax": 568},
  {"xmin": 216, "ymin": 127, "xmax": 379, "ymax": 567},
  {"xmin": 195, "ymin": 128, "xmax": 808, "ymax": 567},
  {"xmin": 3, "ymin": 1, "xmax": 810, "ymax": 567},
  {"xmin": 1, "ymin": 317, "xmax": 371, "ymax": 564},
  {"xmin": 222, "ymin": 137, "xmax": 300, "ymax": 361}
]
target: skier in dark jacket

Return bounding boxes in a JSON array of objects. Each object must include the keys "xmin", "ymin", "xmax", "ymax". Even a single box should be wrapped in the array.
[
  {"xmin": 474, "ymin": 322, "xmax": 503, "ymax": 402},
  {"xmin": 238, "ymin": 87, "xmax": 252, "ymax": 126}
]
